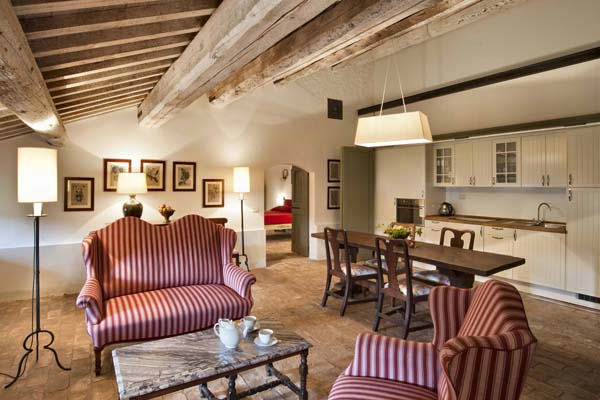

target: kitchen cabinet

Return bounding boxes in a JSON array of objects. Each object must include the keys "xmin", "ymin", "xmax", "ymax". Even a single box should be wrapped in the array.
[
  {"xmin": 521, "ymin": 133, "xmax": 567, "ymax": 187},
  {"xmin": 453, "ymin": 140, "xmax": 492, "ymax": 187},
  {"xmin": 424, "ymin": 220, "xmax": 483, "ymax": 251},
  {"xmin": 492, "ymin": 138, "xmax": 520, "ymax": 186},
  {"xmin": 483, "ymin": 226, "xmax": 514, "ymax": 278},
  {"xmin": 567, "ymin": 126, "xmax": 600, "ymax": 187},
  {"xmin": 566, "ymin": 188, "xmax": 600, "ymax": 296},
  {"xmin": 454, "ymin": 142, "xmax": 472, "ymax": 187},
  {"xmin": 433, "ymin": 144, "xmax": 454, "ymax": 187},
  {"xmin": 513, "ymin": 230, "xmax": 565, "ymax": 289}
]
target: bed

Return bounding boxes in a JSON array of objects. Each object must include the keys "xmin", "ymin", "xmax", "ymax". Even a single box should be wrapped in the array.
[{"xmin": 264, "ymin": 199, "xmax": 293, "ymax": 231}]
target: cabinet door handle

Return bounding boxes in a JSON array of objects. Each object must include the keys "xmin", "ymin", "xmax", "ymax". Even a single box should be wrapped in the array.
[
  {"xmin": 492, "ymin": 227, "xmax": 504, "ymax": 231},
  {"xmin": 432, "ymin": 228, "xmax": 441, "ymax": 232},
  {"xmin": 480, "ymin": 226, "xmax": 483, "ymax": 237},
  {"xmin": 568, "ymin": 173, "xmax": 573, "ymax": 185},
  {"xmin": 492, "ymin": 236, "xmax": 503, "ymax": 240},
  {"xmin": 547, "ymin": 174, "xmax": 550, "ymax": 186},
  {"xmin": 492, "ymin": 176, "xmax": 496, "ymax": 185},
  {"xmin": 451, "ymin": 177, "xmax": 455, "ymax": 184},
  {"xmin": 568, "ymin": 188, "xmax": 572, "ymax": 202},
  {"xmin": 514, "ymin": 230, "xmax": 517, "ymax": 241},
  {"xmin": 542, "ymin": 175, "xmax": 545, "ymax": 186},
  {"xmin": 473, "ymin": 176, "xmax": 476, "ymax": 185}
]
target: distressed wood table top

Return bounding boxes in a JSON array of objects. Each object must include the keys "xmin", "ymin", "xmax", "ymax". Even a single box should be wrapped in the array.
[{"xmin": 112, "ymin": 320, "xmax": 311, "ymax": 399}]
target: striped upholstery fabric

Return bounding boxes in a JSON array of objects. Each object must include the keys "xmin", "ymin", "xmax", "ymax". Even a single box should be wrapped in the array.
[
  {"xmin": 76, "ymin": 278, "xmax": 103, "ymax": 324},
  {"xmin": 329, "ymin": 376, "xmax": 437, "ymax": 400},
  {"xmin": 223, "ymin": 262, "xmax": 256, "ymax": 299},
  {"xmin": 87, "ymin": 284, "xmax": 251, "ymax": 349},
  {"xmin": 329, "ymin": 280, "xmax": 536, "ymax": 400}
]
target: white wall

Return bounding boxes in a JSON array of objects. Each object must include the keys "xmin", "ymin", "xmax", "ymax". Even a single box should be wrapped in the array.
[{"xmin": 265, "ymin": 164, "xmax": 292, "ymax": 210}]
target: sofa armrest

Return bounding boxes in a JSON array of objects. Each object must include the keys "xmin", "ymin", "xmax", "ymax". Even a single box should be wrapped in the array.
[
  {"xmin": 223, "ymin": 262, "xmax": 256, "ymax": 300},
  {"xmin": 344, "ymin": 333, "xmax": 439, "ymax": 391},
  {"xmin": 76, "ymin": 278, "xmax": 104, "ymax": 324},
  {"xmin": 429, "ymin": 285, "xmax": 474, "ymax": 351}
]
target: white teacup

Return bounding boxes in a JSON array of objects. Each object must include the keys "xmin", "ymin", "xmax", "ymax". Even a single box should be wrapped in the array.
[
  {"xmin": 243, "ymin": 315, "xmax": 257, "ymax": 331},
  {"xmin": 258, "ymin": 329, "xmax": 273, "ymax": 345}
]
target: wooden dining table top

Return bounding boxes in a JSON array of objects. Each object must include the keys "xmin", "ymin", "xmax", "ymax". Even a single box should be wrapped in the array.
[{"xmin": 311, "ymin": 231, "xmax": 525, "ymax": 277}]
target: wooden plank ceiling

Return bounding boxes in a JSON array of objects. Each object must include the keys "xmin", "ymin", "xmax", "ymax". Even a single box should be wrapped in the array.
[{"xmin": 0, "ymin": 0, "xmax": 525, "ymax": 142}]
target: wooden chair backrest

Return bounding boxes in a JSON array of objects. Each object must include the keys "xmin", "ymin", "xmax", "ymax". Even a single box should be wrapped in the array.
[
  {"xmin": 440, "ymin": 227, "xmax": 475, "ymax": 250},
  {"xmin": 375, "ymin": 237, "xmax": 412, "ymax": 299},
  {"xmin": 208, "ymin": 217, "xmax": 228, "ymax": 226},
  {"xmin": 324, "ymin": 227, "xmax": 352, "ymax": 277}
]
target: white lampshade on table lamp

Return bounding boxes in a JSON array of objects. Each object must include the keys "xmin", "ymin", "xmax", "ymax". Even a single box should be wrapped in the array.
[
  {"xmin": 8, "ymin": 148, "xmax": 70, "ymax": 388},
  {"xmin": 233, "ymin": 167, "xmax": 250, "ymax": 270},
  {"xmin": 117, "ymin": 172, "xmax": 147, "ymax": 218}
]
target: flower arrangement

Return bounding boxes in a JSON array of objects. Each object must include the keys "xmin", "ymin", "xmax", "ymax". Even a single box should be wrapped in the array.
[
  {"xmin": 378, "ymin": 222, "xmax": 423, "ymax": 240},
  {"xmin": 158, "ymin": 204, "xmax": 175, "ymax": 223}
]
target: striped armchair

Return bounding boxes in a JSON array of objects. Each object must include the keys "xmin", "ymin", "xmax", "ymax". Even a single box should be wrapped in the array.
[
  {"xmin": 329, "ymin": 280, "xmax": 536, "ymax": 400},
  {"xmin": 76, "ymin": 215, "xmax": 256, "ymax": 375}
]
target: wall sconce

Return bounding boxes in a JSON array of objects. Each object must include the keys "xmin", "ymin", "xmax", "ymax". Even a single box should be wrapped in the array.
[{"xmin": 282, "ymin": 168, "xmax": 289, "ymax": 180}]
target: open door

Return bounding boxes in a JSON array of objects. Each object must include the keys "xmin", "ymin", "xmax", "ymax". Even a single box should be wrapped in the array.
[
  {"xmin": 291, "ymin": 166, "xmax": 309, "ymax": 256},
  {"xmin": 341, "ymin": 146, "xmax": 374, "ymax": 232}
]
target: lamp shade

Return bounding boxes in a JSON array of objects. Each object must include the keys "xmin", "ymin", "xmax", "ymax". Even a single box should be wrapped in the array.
[
  {"xmin": 117, "ymin": 172, "xmax": 147, "ymax": 194},
  {"xmin": 18, "ymin": 147, "xmax": 58, "ymax": 203},
  {"xmin": 233, "ymin": 167, "xmax": 250, "ymax": 193},
  {"xmin": 354, "ymin": 111, "xmax": 433, "ymax": 147}
]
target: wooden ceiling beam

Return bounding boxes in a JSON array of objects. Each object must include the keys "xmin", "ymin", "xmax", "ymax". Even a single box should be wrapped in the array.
[
  {"xmin": 37, "ymin": 34, "xmax": 194, "ymax": 72},
  {"xmin": 0, "ymin": 129, "xmax": 34, "ymax": 142},
  {"xmin": 207, "ymin": 0, "xmax": 436, "ymax": 106},
  {"xmin": 60, "ymin": 96, "xmax": 146, "ymax": 117},
  {"xmin": 62, "ymin": 100, "xmax": 142, "ymax": 122},
  {"xmin": 14, "ymin": 0, "xmax": 164, "ymax": 17},
  {"xmin": 49, "ymin": 71, "xmax": 165, "ymax": 99},
  {"xmin": 21, "ymin": 0, "xmax": 219, "ymax": 40},
  {"xmin": 29, "ymin": 18, "xmax": 204, "ymax": 58},
  {"xmin": 53, "ymin": 81, "xmax": 158, "ymax": 105},
  {"xmin": 57, "ymin": 91, "xmax": 151, "ymax": 112},
  {"xmin": 0, "ymin": 2, "xmax": 65, "ymax": 145},
  {"xmin": 138, "ymin": 0, "xmax": 340, "ymax": 128}
]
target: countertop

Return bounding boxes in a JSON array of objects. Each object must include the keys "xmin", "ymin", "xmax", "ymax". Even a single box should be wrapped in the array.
[{"xmin": 425, "ymin": 214, "xmax": 567, "ymax": 234}]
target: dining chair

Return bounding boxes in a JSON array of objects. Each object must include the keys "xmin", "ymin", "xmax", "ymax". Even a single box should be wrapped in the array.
[
  {"xmin": 373, "ymin": 237, "xmax": 433, "ymax": 338},
  {"xmin": 364, "ymin": 222, "xmax": 416, "ymax": 270},
  {"xmin": 413, "ymin": 227, "xmax": 475, "ymax": 286},
  {"xmin": 322, "ymin": 227, "xmax": 378, "ymax": 316}
]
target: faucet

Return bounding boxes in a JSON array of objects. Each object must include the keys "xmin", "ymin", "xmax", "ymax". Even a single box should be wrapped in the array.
[{"xmin": 536, "ymin": 202, "xmax": 551, "ymax": 225}]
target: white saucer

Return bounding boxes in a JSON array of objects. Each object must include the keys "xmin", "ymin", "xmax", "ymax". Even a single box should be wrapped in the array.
[
  {"xmin": 254, "ymin": 337, "xmax": 278, "ymax": 347},
  {"xmin": 239, "ymin": 321, "xmax": 260, "ymax": 333}
]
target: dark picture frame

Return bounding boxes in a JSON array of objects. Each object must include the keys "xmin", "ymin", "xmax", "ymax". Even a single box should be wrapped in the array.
[
  {"xmin": 327, "ymin": 186, "xmax": 340, "ymax": 209},
  {"xmin": 141, "ymin": 159, "xmax": 166, "ymax": 191},
  {"xmin": 64, "ymin": 177, "xmax": 94, "ymax": 211},
  {"xmin": 202, "ymin": 179, "xmax": 225, "ymax": 208},
  {"xmin": 327, "ymin": 159, "xmax": 340, "ymax": 183},
  {"xmin": 173, "ymin": 161, "xmax": 196, "ymax": 191},
  {"xmin": 103, "ymin": 158, "xmax": 131, "ymax": 191}
]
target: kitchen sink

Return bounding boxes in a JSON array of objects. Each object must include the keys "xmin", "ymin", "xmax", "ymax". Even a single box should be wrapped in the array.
[
  {"xmin": 449, "ymin": 216, "xmax": 496, "ymax": 223},
  {"xmin": 504, "ymin": 220, "xmax": 565, "ymax": 229}
]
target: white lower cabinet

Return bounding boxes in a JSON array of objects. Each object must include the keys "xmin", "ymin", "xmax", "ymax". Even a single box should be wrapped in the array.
[
  {"xmin": 423, "ymin": 221, "xmax": 483, "ymax": 250},
  {"xmin": 513, "ymin": 230, "xmax": 565, "ymax": 290},
  {"xmin": 483, "ymin": 227, "xmax": 514, "ymax": 279}
]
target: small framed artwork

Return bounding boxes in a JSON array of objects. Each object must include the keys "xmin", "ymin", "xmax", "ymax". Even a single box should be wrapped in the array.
[
  {"xmin": 203, "ymin": 179, "xmax": 225, "ymax": 208},
  {"xmin": 103, "ymin": 158, "xmax": 131, "ymax": 191},
  {"xmin": 141, "ymin": 159, "xmax": 166, "ymax": 191},
  {"xmin": 64, "ymin": 177, "xmax": 94, "ymax": 211},
  {"xmin": 327, "ymin": 186, "xmax": 341, "ymax": 209},
  {"xmin": 328, "ymin": 159, "xmax": 340, "ymax": 183},
  {"xmin": 173, "ymin": 161, "xmax": 196, "ymax": 191}
]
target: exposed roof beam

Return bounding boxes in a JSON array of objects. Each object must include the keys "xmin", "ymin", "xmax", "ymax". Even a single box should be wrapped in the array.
[
  {"xmin": 57, "ymin": 91, "xmax": 150, "ymax": 112},
  {"xmin": 21, "ymin": 0, "xmax": 218, "ymax": 40},
  {"xmin": 0, "ymin": 2, "xmax": 66, "ymax": 145},
  {"xmin": 13, "ymin": 0, "xmax": 164, "ymax": 17},
  {"xmin": 208, "ymin": 0, "xmax": 434, "ymax": 106},
  {"xmin": 62, "ymin": 101, "xmax": 142, "ymax": 122},
  {"xmin": 138, "ymin": 0, "xmax": 339, "ymax": 128},
  {"xmin": 59, "ymin": 94, "xmax": 147, "ymax": 116},
  {"xmin": 53, "ymin": 80, "xmax": 158, "ymax": 105}
]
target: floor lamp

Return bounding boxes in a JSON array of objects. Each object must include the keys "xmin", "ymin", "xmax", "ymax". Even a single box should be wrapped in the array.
[
  {"xmin": 4, "ymin": 148, "xmax": 70, "ymax": 388},
  {"xmin": 233, "ymin": 167, "xmax": 250, "ymax": 271}
]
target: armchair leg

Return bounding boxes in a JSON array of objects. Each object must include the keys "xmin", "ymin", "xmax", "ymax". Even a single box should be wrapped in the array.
[
  {"xmin": 94, "ymin": 349, "xmax": 102, "ymax": 376},
  {"xmin": 321, "ymin": 273, "xmax": 332, "ymax": 307}
]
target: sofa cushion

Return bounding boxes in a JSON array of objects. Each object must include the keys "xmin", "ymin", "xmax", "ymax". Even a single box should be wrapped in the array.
[
  {"xmin": 329, "ymin": 376, "xmax": 437, "ymax": 400},
  {"xmin": 87, "ymin": 284, "xmax": 251, "ymax": 349}
]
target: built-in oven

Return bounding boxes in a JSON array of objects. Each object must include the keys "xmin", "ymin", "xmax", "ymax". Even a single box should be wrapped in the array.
[{"xmin": 396, "ymin": 198, "xmax": 424, "ymax": 226}]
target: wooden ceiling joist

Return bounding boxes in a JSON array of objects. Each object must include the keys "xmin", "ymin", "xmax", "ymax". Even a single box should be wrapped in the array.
[
  {"xmin": 50, "ymin": 75, "xmax": 161, "ymax": 100},
  {"xmin": 59, "ymin": 94, "xmax": 147, "ymax": 116},
  {"xmin": 0, "ymin": 1, "xmax": 66, "ymax": 145},
  {"xmin": 62, "ymin": 100, "xmax": 143, "ymax": 122},
  {"xmin": 13, "ymin": 0, "xmax": 165, "ymax": 17},
  {"xmin": 54, "ymin": 82, "xmax": 157, "ymax": 106},
  {"xmin": 57, "ymin": 91, "xmax": 150, "ymax": 112},
  {"xmin": 207, "ymin": 0, "xmax": 438, "ymax": 106}
]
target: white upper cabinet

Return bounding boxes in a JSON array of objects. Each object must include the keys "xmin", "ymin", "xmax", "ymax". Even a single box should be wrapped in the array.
[
  {"xmin": 492, "ymin": 138, "xmax": 520, "ymax": 186},
  {"xmin": 567, "ymin": 127, "xmax": 600, "ymax": 187},
  {"xmin": 472, "ymin": 140, "xmax": 493, "ymax": 187},
  {"xmin": 454, "ymin": 142, "xmax": 472, "ymax": 187},
  {"xmin": 522, "ymin": 133, "xmax": 567, "ymax": 187},
  {"xmin": 433, "ymin": 144, "xmax": 454, "ymax": 187}
]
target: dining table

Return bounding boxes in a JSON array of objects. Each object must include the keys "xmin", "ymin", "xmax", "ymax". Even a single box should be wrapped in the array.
[{"xmin": 311, "ymin": 231, "xmax": 525, "ymax": 288}]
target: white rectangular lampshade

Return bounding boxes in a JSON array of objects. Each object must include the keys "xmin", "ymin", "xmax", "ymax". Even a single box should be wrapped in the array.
[
  {"xmin": 18, "ymin": 147, "xmax": 58, "ymax": 203},
  {"xmin": 117, "ymin": 172, "xmax": 147, "ymax": 194},
  {"xmin": 233, "ymin": 167, "xmax": 250, "ymax": 193},
  {"xmin": 354, "ymin": 111, "xmax": 433, "ymax": 147}
]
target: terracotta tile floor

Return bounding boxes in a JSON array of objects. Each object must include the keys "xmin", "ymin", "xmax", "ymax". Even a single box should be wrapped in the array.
[{"xmin": 1, "ymin": 238, "xmax": 599, "ymax": 399}]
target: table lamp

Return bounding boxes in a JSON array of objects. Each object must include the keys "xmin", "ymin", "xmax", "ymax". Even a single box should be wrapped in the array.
[
  {"xmin": 5, "ymin": 148, "xmax": 70, "ymax": 388},
  {"xmin": 117, "ymin": 172, "xmax": 147, "ymax": 218},
  {"xmin": 233, "ymin": 167, "xmax": 250, "ymax": 270}
]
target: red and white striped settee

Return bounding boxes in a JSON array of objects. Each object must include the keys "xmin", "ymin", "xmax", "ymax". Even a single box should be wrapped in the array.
[
  {"xmin": 76, "ymin": 215, "xmax": 256, "ymax": 375},
  {"xmin": 329, "ymin": 280, "xmax": 537, "ymax": 400}
]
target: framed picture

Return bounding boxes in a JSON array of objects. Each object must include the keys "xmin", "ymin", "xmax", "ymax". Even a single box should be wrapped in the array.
[
  {"xmin": 103, "ymin": 158, "xmax": 131, "ymax": 191},
  {"xmin": 64, "ymin": 177, "xmax": 94, "ymax": 211},
  {"xmin": 173, "ymin": 161, "xmax": 196, "ymax": 191},
  {"xmin": 327, "ymin": 186, "xmax": 340, "ymax": 209},
  {"xmin": 328, "ymin": 159, "xmax": 340, "ymax": 182},
  {"xmin": 141, "ymin": 159, "xmax": 166, "ymax": 191},
  {"xmin": 203, "ymin": 179, "xmax": 225, "ymax": 208}
]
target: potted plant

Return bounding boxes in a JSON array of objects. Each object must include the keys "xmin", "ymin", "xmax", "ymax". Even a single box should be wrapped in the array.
[{"xmin": 380, "ymin": 222, "xmax": 422, "ymax": 247}]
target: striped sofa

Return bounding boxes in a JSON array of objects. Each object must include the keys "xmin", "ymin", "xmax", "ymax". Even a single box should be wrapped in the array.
[
  {"xmin": 76, "ymin": 215, "xmax": 256, "ymax": 375},
  {"xmin": 329, "ymin": 280, "xmax": 537, "ymax": 400}
]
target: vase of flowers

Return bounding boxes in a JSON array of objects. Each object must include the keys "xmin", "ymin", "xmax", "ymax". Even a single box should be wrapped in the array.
[
  {"xmin": 158, "ymin": 204, "xmax": 175, "ymax": 223},
  {"xmin": 380, "ymin": 222, "xmax": 423, "ymax": 247}
]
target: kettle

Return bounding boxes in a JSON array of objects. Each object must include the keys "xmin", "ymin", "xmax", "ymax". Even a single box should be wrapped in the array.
[{"xmin": 439, "ymin": 202, "xmax": 454, "ymax": 216}]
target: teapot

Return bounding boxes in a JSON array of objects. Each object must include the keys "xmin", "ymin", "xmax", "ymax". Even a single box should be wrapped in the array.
[{"xmin": 213, "ymin": 319, "xmax": 242, "ymax": 349}]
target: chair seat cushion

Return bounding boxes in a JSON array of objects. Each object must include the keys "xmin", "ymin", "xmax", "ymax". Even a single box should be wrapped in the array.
[
  {"xmin": 343, "ymin": 263, "xmax": 377, "ymax": 277},
  {"xmin": 329, "ymin": 375, "xmax": 437, "ymax": 400},
  {"xmin": 413, "ymin": 270, "xmax": 451, "ymax": 285},
  {"xmin": 385, "ymin": 279, "xmax": 432, "ymax": 297},
  {"xmin": 88, "ymin": 284, "xmax": 251, "ymax": 349}
]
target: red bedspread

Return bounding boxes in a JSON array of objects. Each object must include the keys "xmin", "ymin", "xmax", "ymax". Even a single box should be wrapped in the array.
[{"xmin": 264, "ymin": 210, "xmax": 292, "ymax": 225}]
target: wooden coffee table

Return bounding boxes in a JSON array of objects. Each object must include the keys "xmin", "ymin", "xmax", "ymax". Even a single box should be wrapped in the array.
[{"xmin": 112, "ymin": 321, "xmax": 311, "ymax": 400}]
